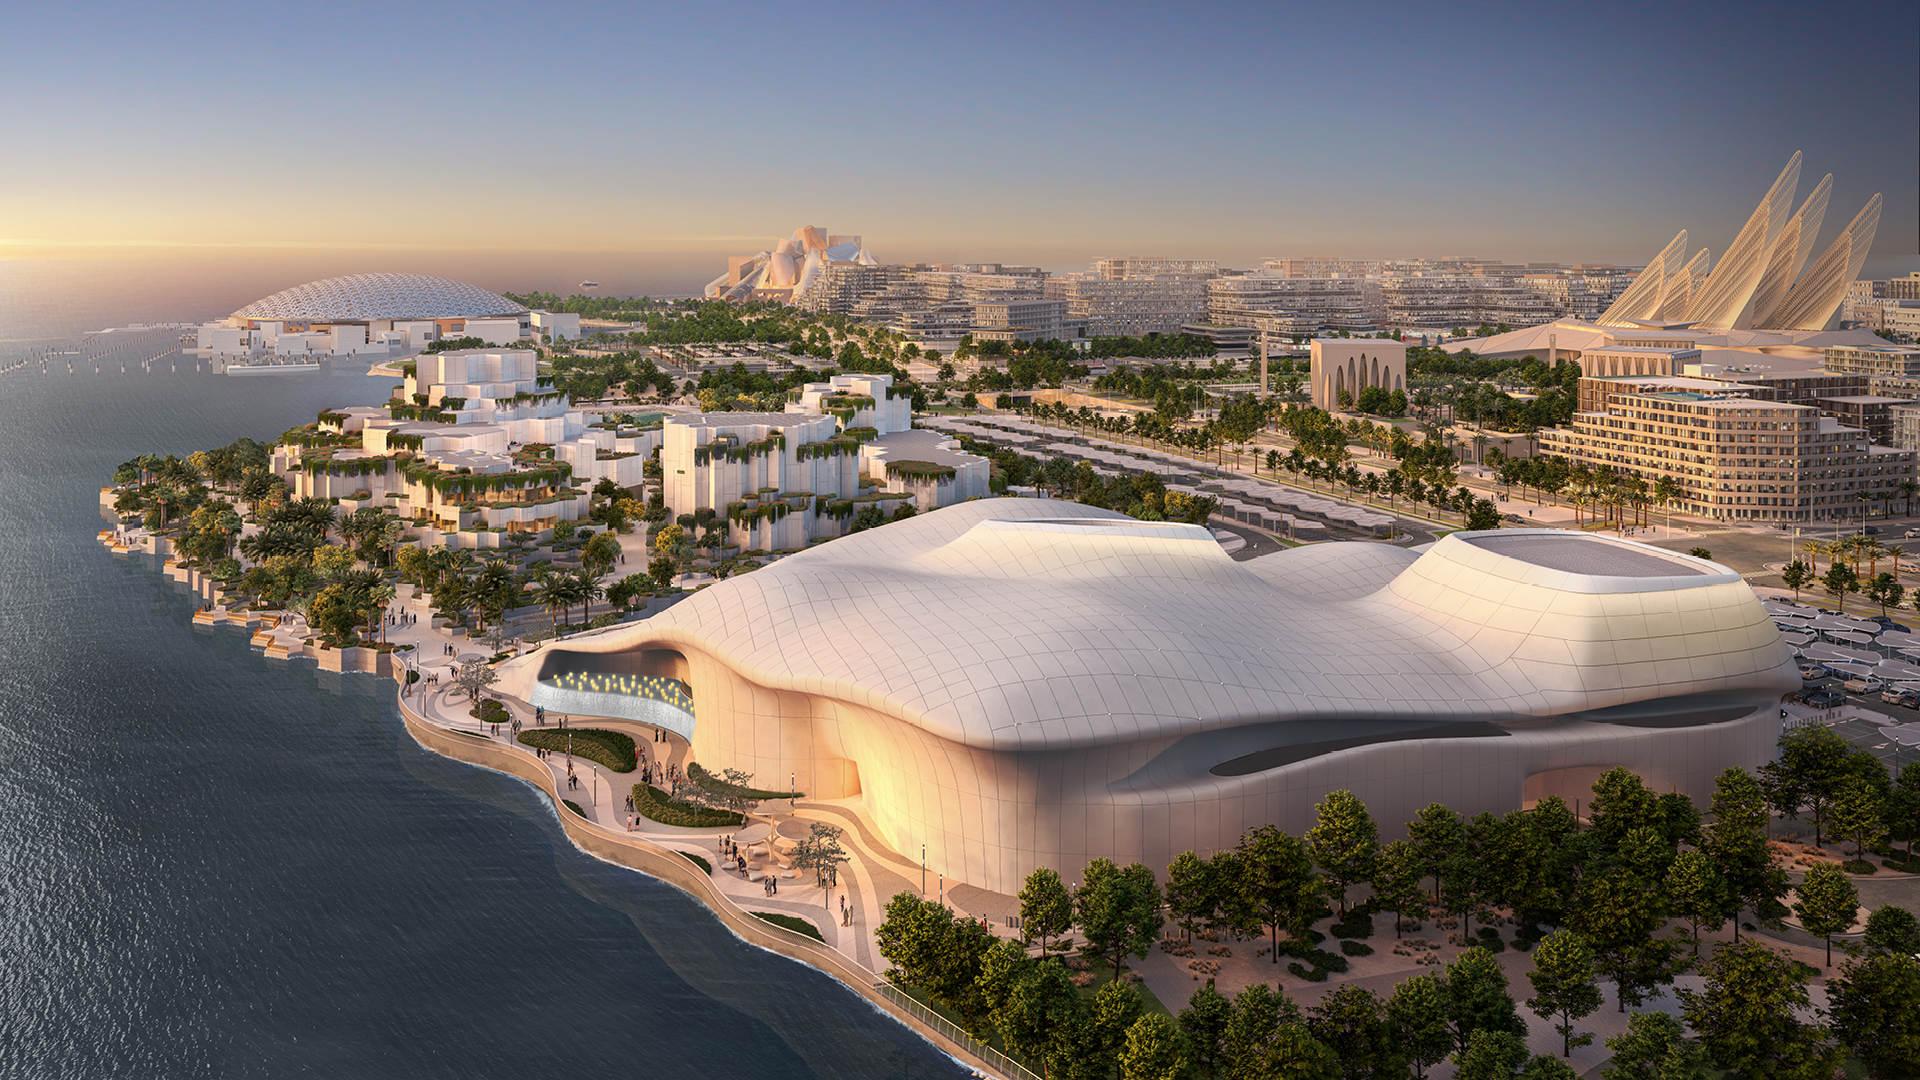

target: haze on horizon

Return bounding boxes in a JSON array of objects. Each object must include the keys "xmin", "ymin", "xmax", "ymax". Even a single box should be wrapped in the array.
[{"xmin": 3, "ymin": 0, "xmax": 1915, "ymax": 272}]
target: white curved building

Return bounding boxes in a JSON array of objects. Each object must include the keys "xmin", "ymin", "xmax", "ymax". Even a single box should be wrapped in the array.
[
  {"xmin": 197, "ymin": 273, "xmax": 552, "ymax": 356},
  {"xmin": 502, "ymin": 501, "xmax": 1795, "ymax": 892}
]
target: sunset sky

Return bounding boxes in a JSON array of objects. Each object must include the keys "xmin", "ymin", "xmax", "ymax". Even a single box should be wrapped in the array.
[{"xmin": 4, "ymin": 0, "xmax": 1915, "ymax": 271}]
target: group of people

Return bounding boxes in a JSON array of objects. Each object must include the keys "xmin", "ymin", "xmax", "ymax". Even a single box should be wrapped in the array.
[{"xmin": 386, "ymin": 611, "xmax": 416, "ymax": 627}]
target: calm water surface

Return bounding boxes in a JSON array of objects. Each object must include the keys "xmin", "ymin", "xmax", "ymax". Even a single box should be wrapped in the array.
[{"xmin": 0, "ymin": 362, "xmax": 961, "ymax": 1079}]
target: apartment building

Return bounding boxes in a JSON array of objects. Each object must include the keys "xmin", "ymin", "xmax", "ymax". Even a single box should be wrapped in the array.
[
  {"xmin": 969, "ymin": 299, "xmax": 1085, "ymax": 343},
  {"xmin": 1823, "ymin": 343, "xmax": 1920, "ymax": 378},
  {"xmin": 1206, "ymin": 274, "xmax": 1382, "ymax": 336},
  {"xmin": 1539, "ymin": 386, "xmax": 1916, "ymax": 523},
  {"xmin": 1093, "ymin": 257, "xmax": 1218, "ymax": 280},
  {"xmin": 1044, "ymin": 275, "xmax": 1211, "ymax": 338}
]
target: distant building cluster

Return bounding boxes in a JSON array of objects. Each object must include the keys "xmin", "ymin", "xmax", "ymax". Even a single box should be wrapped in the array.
[{"xmin": 705, "ymin": 233, "xmax": 1646, "ymax": 347}]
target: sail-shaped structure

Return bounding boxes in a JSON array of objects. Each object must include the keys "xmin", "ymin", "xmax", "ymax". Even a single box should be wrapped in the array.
[
  {"xmin": 1660, "ymin": 249, "xmax": 1711, "ymax": 323},
  {"xmin": 1596, "ymin": 231, "xmax": 1687, "ymax": 325},
  {"xmin": 1759, "ymin": 194, "xmax": 1884, "ymax": 332},
  {"xmin": 1685, "ymin": 153, "xmax": 1800, "ymax": 329},
  {"xmin": 1748, "ymin": 174, "xmax": 1831, "ymax": 328},
  {"xmin": 1597, "ymin": 154, "xmax": 1877, "ymax": 334}
]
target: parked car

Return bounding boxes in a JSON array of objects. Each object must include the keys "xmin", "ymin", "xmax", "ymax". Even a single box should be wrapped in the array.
[
  {"xmin": 1882, "ymin": 688, "xmax": 1920, "ymax": 708},
  {"xmin": 1843, "ymin": 676, "xmax": 1884, "ymax": 695},
  {"xmin": 1876, "ymin": 618, "xmax": 1910, "ymax": 633},
  {"xmin": 1798, "ymin": 689, "xmax": 1846, "ymax": 708}
]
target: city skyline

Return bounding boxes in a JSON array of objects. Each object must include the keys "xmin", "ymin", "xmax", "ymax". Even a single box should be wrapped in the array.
[{"xmin": 3, "ymin": 0, "xmax": 1915, "ymax": 268}]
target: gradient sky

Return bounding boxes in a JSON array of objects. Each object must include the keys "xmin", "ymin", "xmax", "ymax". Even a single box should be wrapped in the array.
[{"xmin": 3, "ymin": 0, "xmax": 1915, "ymax": 270}]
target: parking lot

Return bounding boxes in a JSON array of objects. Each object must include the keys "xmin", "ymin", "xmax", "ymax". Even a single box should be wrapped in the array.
[{"xmin": 1796, "ymin": 673, "xmax": 1920, "ymax": 772}]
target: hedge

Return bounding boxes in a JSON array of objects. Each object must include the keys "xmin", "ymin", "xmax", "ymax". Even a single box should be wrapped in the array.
[
  {"xmin": 687, "ymin": 762, "xmax": 800, "ymax": 801},
  {"xmin": 752, "ymin": 911, "xmax": 824, "ymax": 942},
  {"xmin": 679, "ymin": 851, "xmax": 713, "ymax": 875},
  {"xmin": 563, "ymin": 800, "xmax": 587, "ymax": 818},
  {"xmin": 516, "ymin": 728, "xmax": 636, "ymax": 773},
  {"xmin": 632, "ymin": 783, "xmax": 744, "ymax": 828}
]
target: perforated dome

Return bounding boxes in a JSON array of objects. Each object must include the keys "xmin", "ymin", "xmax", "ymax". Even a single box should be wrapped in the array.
[{"xmin": 233, "ymin": 273, "xmax": 527, "ymax": 321}]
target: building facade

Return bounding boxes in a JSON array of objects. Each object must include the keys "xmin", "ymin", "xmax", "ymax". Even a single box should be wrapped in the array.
[
  {"xmin": 1538, "ymin": 384, "xmax": 1916, "ymax": 522},
  {"xmin": 1310, "ymin": 339, "xmax": 1407, "ymax": 409}
]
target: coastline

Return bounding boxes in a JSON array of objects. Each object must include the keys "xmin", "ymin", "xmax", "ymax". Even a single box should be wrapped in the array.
[
  {"xmin": 95, "ymin": 525, "xmax": 1023, "ymax": 1080},
  {"xmin": 396, "ymin": 692, "xmax": 1019, "ymax": 1080}
]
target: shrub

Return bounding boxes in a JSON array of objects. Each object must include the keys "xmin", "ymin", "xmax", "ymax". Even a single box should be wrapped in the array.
[
  {"xmin": 516, "ymin": 728, "xmax": 636, "ymax": 773},
  {"xmin": 1340, "ymin": 940, "xmax": 1374, "ymax": 957},
  {"xmin": 1330, "ymin": 914, "xmax": 1375, "ymax": 940},
  {"xmin": 470, "ymin": 699, "xmax": 508, "ymax": 723},
  {"xmin": 1842, "ymin": 859, "xmax": 1878, "ymax": 875},
  {"xmin": 632, "ymin": 783, "xmax": 743, "ymax": 828},
  {"xmin": 563, "ymin": 800, "xmax": 586, "ymax": 818},
  {"xmin": 752, "ymin": 911, "xmax": 823, "ymax": 942},
  {"xmin": 679, "ymin": 851, "xmax": 712, "ymax": 875}
]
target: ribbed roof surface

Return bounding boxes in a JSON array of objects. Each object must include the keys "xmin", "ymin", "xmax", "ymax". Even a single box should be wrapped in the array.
[{"xmin": 233, "ymin": 273, "xmax": 527, "ymax": 321}]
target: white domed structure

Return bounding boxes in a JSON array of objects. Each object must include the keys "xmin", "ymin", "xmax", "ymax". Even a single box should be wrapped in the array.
[{"xmin": 233, "ymin": 273, "xmax": 526, "ymax": 322}]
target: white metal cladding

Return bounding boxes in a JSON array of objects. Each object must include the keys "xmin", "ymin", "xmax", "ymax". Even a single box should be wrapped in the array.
[
  {"xmin": 492, "ymin": 501, "xmax": 1797, "ymax": 892},
  {"xmin": 234, "ymin": 273, "xmax": 528, "ymax": 321}
]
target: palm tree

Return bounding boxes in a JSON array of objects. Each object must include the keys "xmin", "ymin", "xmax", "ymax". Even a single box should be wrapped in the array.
[
  {"xmin": 1901, "ymin": 478, "xmax": 1919, "ymax": 518},
  {"xmin": 1803, "ymin": 539, "xmax": 1827, "ymax": 575},
  {"xmin": 533, "ymin": 569, "xmax": 569, "ymax": 634},
  {"xmin": 571, "ymin": 569, "xmax": 604, "ymax": 623}
]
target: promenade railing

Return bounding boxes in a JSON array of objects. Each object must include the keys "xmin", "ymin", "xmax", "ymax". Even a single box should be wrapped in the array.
[{"xmin": 873, "ymin": 983, "xmax": 1044, "ymax": 1080}]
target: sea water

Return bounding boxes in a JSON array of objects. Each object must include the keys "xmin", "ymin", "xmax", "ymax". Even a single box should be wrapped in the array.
[{"xmin": 0, "ymin": 358, "xmax": 961, "ymax": 1078}]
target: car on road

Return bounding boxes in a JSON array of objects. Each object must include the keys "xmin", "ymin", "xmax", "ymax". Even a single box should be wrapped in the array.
[
  {"xmin": 1906, "ymin": 528, "xmax": 1920, "ymax": 539},
  {"xmin": 1796, "ymin": 689, "xmax": 1846, "ymax": 708}
]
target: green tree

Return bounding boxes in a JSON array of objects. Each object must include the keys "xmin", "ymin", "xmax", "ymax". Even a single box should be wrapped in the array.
[
  {"xmin": 1020, "ymin": 867, "xmax": 1075, "ymax": 954},
  {"xmin": 1517, "ymin": 1054, "xmax": 1581, "ymax": 1080},
  {"xmin": 1663, "ymin": 850, "xmax": 1727, "ymax": 955},
  {"xmin": 1867, "ymin": 571, "xmax": 1906, "ymax": 617},
  {"xmin": 1230, "ymin": 825, "xmax": 1324, "ymax": 963},
  {"xmin": 1222, "ymin": 982, "xmax": 1294, "ymax": 1079},
  {"xmin": 1586, "ymin": 766, "xmax": 1661, "ymax": 854},
  {"xmin": 995, "ymin": 953, "xmax": 1082, "ymax": 1075},
  {"xmin": 1386, "ymin": 973, "xmax": 1452, "ymax": 1080},
  {"xmin": 1705, "ymin": 767, "xmax": 1787, "ymax": 939},
  {"xmin": 1442, "ymin": 946, "xmax": 1528, "ymax": 1055},
  {"xmin": 1525, "ymin": 930, "xmax": 1602, "ymax": 1057},
  {"xmin": 1793, "ymin": 862, "xmax": 1859, "ymax": 968},
  {"xmin": 647, "ymin": 555, "xmax": 677, "ymax": 591},
  {"xmin": 1571, "ymin": 867, "xmax": 1677, "ymax": 1011},
  {"xmin": 1679, "ymin": 939, "xmax": 1839, "ymax": 1080},
  {"xmin": 1780, "ymin": 558, "xmax": 1812, "ymax": 600},
  {"xmin": 1452, "ymin": 1028, "xmax": 1527, "ymax": 1080},
  {"xmin": 1074, "ymin": 860, "xmax": 1164, "ymax": 982},
  {"xmin": 1408, "ymin": 803, "xmax": 1465, "ymax": 903},
  {"xmin": 1600, "ymin": 1012, "xmax": 1707, "ymax": 1080},
  {"xmin": 1091, "ymin": 980, "xmax": 1146, "ymax": 1071},
  {"xmin": 1822, "ymin": 561, "xmax": 1859, "ymax": 606},
  {"xmin": 1119, "ymin": 1014, "xmax": 1188, "ymax": 1080},
  {"xmin": 1255, "ymin": 1023, "xmax": 1338, "ymax": 1080},
  {"xmin": 1306, "ymin": 789, "xmax": 1380, "ymax": 918},
  {"xmin": 1830, "ymin": 777, "xmax": 1887, "ymax": 863},
  {"xmin": 1165, "ymin": 851, "xmax": 1216, "ymax": 942},
  {"xmin": 1777, "ymin": 725, "xmax": 1862, "ymax": 845},
  {"xmin": 1862, "ymin": 903, "xmax": 1920, "ymax": 955},
  {"xmin": 1370, "ymin": 839, "xmax": 1426, "ymax": 938},
  {"xmin": 1177, "ymin": 983, "xmax": 1233, "ymax": 1079},
  {"xmin": 1305, "ymin": 983, "xmax": 1400, "ymax": 1080},
  {"xmin": 876, "ymin": 892, "xmax": 998, "ymax": 1028},
  {"xmin": 1829, "ymin": 949, "xmax": 1920, "ymax": 1080}
]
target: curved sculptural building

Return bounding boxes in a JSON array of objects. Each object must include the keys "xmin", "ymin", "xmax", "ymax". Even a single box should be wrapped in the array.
[
  {"xmin": 196, "ymin": 273, "xmax": 557, "ymax": 356},
  {"xmin": 502, "ymin": 500, "xmax": 1796, "ymax": 892}
]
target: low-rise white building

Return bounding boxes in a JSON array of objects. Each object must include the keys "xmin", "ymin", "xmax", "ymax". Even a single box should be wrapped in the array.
[
  {"xmin": 660, "ymin": 374, "xmax": 987, "ymax": 551},
  {"xmin": 272, "ymin": 349, "xmax": 656, "ymax": 548}
]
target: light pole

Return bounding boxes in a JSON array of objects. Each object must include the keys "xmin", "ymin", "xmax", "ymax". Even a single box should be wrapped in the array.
[{"xmin": 921, "ymin": 844, "xmax": 927, "ymax": 897}]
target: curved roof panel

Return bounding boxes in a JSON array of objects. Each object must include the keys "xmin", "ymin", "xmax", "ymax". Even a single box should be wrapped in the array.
[
  {"xmin": 234, "ymin": 273, "xmax": 527, "ymax": 321},
  {"xmin": 515, "ymin": 501, "xmax": 1795, "ymax": 753}
]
